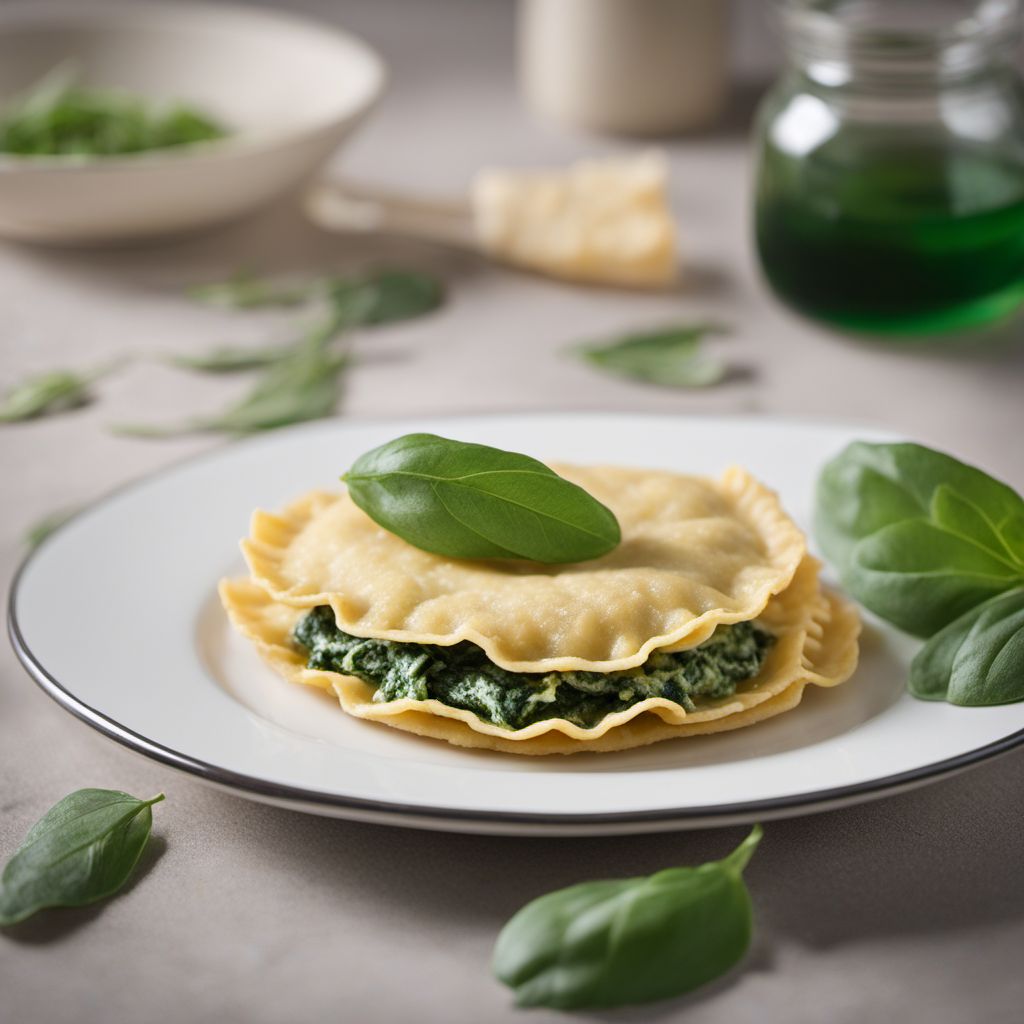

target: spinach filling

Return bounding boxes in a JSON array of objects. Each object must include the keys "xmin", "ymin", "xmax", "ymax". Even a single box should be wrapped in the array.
[{"xmin": 293, "ymin": 606, "xmax": 775, "ymax": 731}]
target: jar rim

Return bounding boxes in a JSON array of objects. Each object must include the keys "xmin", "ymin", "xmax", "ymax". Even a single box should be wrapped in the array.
[{"xmin": 779, "ymin": 0, "xmax": 1023, "ymax": 81}]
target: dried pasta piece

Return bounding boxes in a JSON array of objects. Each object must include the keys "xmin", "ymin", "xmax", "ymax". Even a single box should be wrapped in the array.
[{"xmin": 241, "ymin": 464, "xmax": 807, "ymax": 673}]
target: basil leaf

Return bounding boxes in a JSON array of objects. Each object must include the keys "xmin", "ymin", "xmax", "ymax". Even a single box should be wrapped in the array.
[
  {"xmin": 0, "ymin": 364, "xmax": 112, "ymax": 423},
  {"xmin": 198, "ymin": 345, "xmax": 349, "ymax": 433},
  {"xmin": 116, "ymin": 308, "xmax": 352, "ymax": 437},
  {"xmin": 572, "ymin": 323, "xmax": 728, "ymax": 388},
  {"xmin": 168, "ymin": 342, "xmax": 295, "ymax": 372},
  {"xmin": 815, "ymin": 442, "xmax": 1024, "ymax": 636},
  {"xmin": 329, "ymin": 269, "xmax": 443, "ymax": 325},
  {"xmin": 912, "ymin": 588, "xmax": 1024, "ymax": 705},
  {"xmin": 24, "ymin": 505, "xmax": 79, "ymax": 548},
  {"xmin": 343, "ymin": 433, "xmax": 621, "ymax": 563},
  {"xmin": 0, "ymin": 789, "xmax": 164, "ymax": 926},
  {"xmin": 118, "ymin": 346, "xmax": 350, "ymax": 438},
  {"xmin": 845, "ymin": 519, "xmax": 1023, "ymax": 636},
  {"xmin": 493, "ymin": 825, "xmax": 762, "ymax": 1010},
  {"xmin": 909, "ymin": 598, "xmax": 992, "ymax": 701}
]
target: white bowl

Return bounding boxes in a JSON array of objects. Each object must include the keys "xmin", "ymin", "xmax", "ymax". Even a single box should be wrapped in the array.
[{"xmin": 0, "ymin": 2, "xmax": 386, "ymax": 244}]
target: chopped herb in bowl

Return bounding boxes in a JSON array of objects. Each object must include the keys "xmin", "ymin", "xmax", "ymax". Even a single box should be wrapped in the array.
[{"xmin": 0, "ymin": 68, "xmax": 227, "ymax": 158}]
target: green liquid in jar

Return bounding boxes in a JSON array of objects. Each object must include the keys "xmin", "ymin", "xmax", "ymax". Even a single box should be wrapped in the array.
[{"xmin": 755, "ymin": 138, "xmax": 1024, "ymax": 335}]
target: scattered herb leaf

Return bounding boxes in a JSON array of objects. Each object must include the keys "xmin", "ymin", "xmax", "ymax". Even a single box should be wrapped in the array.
[
  {"xmin": 329, "ymin": 270, "xmax": 444, "ymax": 326},
  {"xmin": 24, "ymin": 506, "xmax": 80, "ymax": 548},
  {"xmin": 128, "ymin": 269, "xmax": 443, "ymax": 433},
  {"xmin": 192, "ymin": 344, "xmax": 350, "ymax": 433},
  {"xmin": 493, "ymin": 825, "xmax": 762, "ymax": 1011},
  {"xmin": 0, "ymin": 789, "xmax": 164, "ymax": 926},
  {"xmin": 342, "ymin": 433, "xmax": 621, "ymax": 563},
  {"xmin": 572, "ymin": 323, "xmax": 729, "ymax": 388},
  {"xmin": 167, "ymin": 342, "xmax": 296, "ymax": 373},
  {"xmin": 117, "ymin": 341, "xmax": 349, "ymax": 437},
  {"xmin": 0, "ymin": 363, "xmax": 116, "ymax": 423}
]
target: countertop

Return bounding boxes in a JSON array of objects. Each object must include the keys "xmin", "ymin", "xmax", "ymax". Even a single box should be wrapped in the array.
[{"xmin": 2, "ymin": 2, "xmax": 1023, "ymax": 1022}]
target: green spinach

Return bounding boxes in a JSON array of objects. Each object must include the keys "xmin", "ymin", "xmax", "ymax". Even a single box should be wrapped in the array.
[
  {"xmin": 343, "ymin": 433, "xmax": 621, "ymax": 563},
  {"xmin": 0, "ymin": 789, "xmax": 164, "ymax": 926},
  {"xmin": 294, "ymin": 606, "xmax": 773, "ymax": 730},
  {"xmin": 493, "ymin": 825, "xmax": 762, "ymax": 1010},
  {"xmin": 571, "ymin": 323, "xmax": 728, "ymax": 388},
  {"xmin": 815, "ymin": 441, "xmax": 1024, "ymax": 705}
]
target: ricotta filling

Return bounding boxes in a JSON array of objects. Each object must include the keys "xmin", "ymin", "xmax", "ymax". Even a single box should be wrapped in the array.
[{"xmin": 293, "ymin": 608, "xmax": 774, "ymax": 731}]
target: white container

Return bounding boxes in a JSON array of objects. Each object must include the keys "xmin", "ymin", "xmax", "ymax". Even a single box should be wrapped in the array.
[
  {"xmin": 0, "ymin": 2, "xmax": 385, "ymax": 244},
  {"xmin": 519, "ymin": 0, "xmax": 729, "ymax": 136}
]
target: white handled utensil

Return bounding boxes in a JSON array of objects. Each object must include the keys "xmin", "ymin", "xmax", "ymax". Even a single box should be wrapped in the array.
[{"xmin": 305, "ymin": 152, "xmax": 679, "ymax": 289}]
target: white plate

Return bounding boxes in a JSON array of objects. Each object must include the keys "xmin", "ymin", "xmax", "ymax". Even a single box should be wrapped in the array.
[{"xmin": 9, "ymin": 414, "xmax": 1024, "ymax": 835}]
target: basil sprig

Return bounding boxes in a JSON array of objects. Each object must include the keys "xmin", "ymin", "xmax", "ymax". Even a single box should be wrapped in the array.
[
  {"xmin": 120, "ymin": 270, "xmax": 443, "ymax": 436},
  {"xmin": 0, "ymin": 789, "xmax": 164, "ymax": 926},
  {"xmin": 571, "ymin": 323, "xmax": 729, "ymax": 388},
  {"xmin": 343, "ymin": 434, "xmax": 621, "ymax": 563},
  {"xmin": 815, "ymin": 441, "xmax": 1024, "ymax": 704},
  {"xmin": 493, "ymin": 825, "xmax": 762, "ymax": 1010}
]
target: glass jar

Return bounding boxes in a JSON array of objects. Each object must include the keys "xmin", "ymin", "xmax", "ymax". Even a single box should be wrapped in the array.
[{"xmin": 754, "ymin": 0, "xmax": 1024, "ymax": 335}]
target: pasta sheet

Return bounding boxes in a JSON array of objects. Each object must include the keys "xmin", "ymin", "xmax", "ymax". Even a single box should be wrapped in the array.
[{"xmin": 241, "ymin": 465, "xmax": 807, "ymax": 673}]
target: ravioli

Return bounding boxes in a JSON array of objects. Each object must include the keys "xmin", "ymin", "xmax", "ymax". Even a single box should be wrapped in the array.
[
  {"xmin": 240, "ymin": 465, "xmax": 807, "ymax": 672},
  {"xmin": 223, "ymin": 461, "xmax": 859, "ymax": 755},
  {"xmin": 220, "ymin": 555, "xmax": 859, "ymax": 755}
]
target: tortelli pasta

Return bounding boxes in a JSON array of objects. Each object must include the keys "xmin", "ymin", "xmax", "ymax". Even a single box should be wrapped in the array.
[{"xmin": 223, "ymin": 463, "xmax": 860, "ymax": 754}]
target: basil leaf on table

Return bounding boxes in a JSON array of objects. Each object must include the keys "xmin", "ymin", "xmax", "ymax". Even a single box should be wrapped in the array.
[
  {"xmin": 815, "ymin": 442, "xmax": 1024, "ymax": 636},
  {"xmin": 189, "ymin": 268, "xmax": 443, "ymax": 322},
  {"xmin": 0, "ymin": 364, "xmax": 114, "ymax": 423},
  {"xmin": 24, "ymin": 505, "xmax": 79, "ymax": 549},
  {"xmin": 196, "ymin": 344, "xmax": 349, "ymax": 433},
  {"xmin": 343, "ymin": 433, "xmax": 621, "ymax": 563},
  {"xmin": 911, "ymin": 587, "xmax": 1024, "ymax": 705},
  {"xmin": 117, "ymin": 345, "xmax": 350, "ymax": 437},
  {"xmin": 168, "ymin": 342, "xmax": 297, "ymax": 373},
  {"xmin": 329, "ymin": 269, "xmax": 443, "ymax": 325},
  {"xmin": 493, "ymin": 825, "xmax": 762, "ymax": 1011},
  {"xmin": 572, "ymin": 323, "xmax": 728, "ymax": 388},
  {"xmin": 0, "ymin": 789, "xmax": 164, "ymax": 926}
]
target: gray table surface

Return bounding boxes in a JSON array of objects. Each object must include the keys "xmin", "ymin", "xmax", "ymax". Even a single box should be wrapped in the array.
[{"xmin": 2, "ymin": 2, "xmax": 1023, "ymax": 1022}]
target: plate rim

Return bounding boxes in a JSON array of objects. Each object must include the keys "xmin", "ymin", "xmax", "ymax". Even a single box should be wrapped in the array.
[{"xmin": 9, "ymin": 411, "xmax": 1024, "ymax": 832}]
